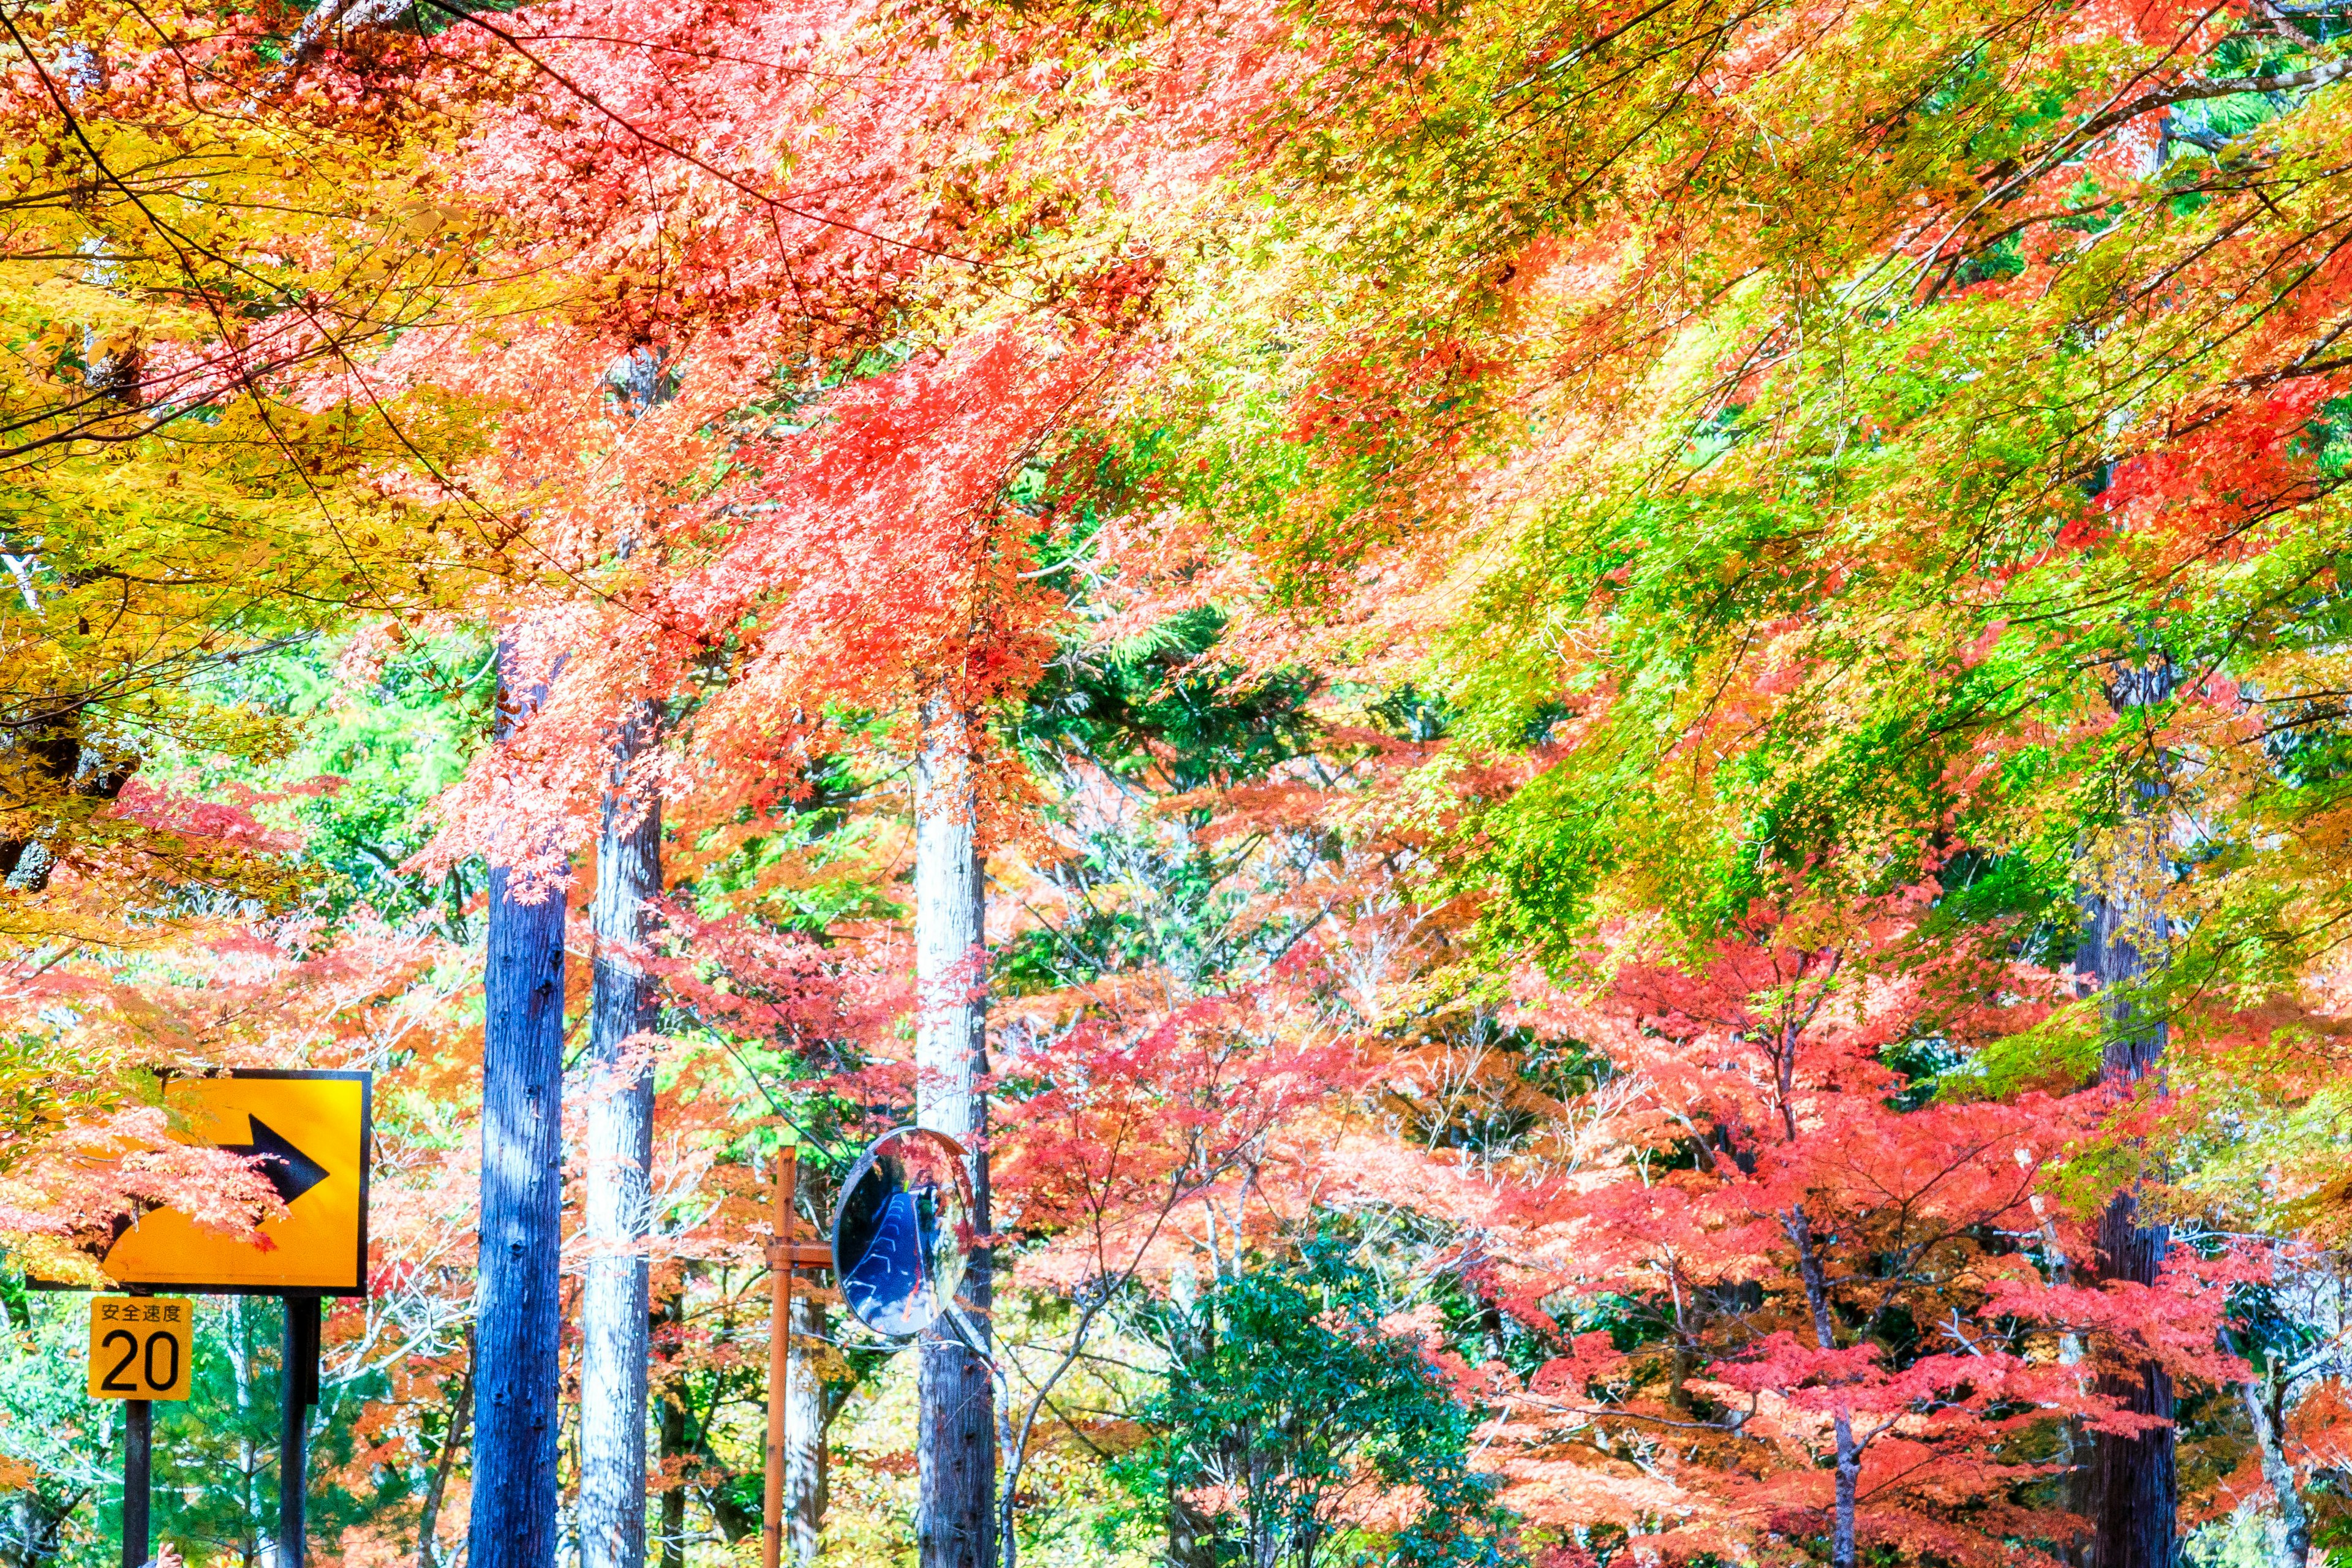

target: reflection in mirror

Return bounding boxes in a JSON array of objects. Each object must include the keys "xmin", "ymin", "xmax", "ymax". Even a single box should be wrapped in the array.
[{"xmin": 830, "ymin": 1127, "xmax": 973, "ymax": 1337}]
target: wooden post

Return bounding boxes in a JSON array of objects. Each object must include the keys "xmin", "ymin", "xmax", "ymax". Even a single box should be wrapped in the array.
[{"xmin": 761, "ymin": 1136, "xmax": 798, "ymax": 1568}]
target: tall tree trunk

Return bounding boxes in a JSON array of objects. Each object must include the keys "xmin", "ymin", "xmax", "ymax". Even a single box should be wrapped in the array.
[
  {"xmin": 913, "ymin": 697, "xmax": 995, "ymax": 1568},
  {"xmin": 784, "ymin": 1291, "xmax": 830, "ymax": 1567},
  {"xmin": 2082, "ymin": 656, "xmax": 2178, "ymax": 1568},
  {"xmin": 581, "ymin": 716, "xmax": 661, "ymax": 1568},
  {"xmin": 471, "ymin": 646, "xmax": 567, "ymax": 1568}
]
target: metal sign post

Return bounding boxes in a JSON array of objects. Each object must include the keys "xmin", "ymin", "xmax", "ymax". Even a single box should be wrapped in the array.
[
  {"xmin": 279, "ymin": 1298, "xmax": 320, "ymax": 1568},
  {"xmin": 122, "ymin": 1396, "xmax": 148, "ymax": 1568}
]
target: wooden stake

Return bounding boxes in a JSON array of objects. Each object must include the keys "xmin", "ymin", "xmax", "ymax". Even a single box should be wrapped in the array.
[{"xmin": 761, "ymin": 1139, "xmax": 797, "ymax": 1568}]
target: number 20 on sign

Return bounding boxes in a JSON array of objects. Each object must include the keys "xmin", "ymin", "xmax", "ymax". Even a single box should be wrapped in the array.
[{"xmin": 88, "ymin": 1299, "xmax": 194, "ymax": 1401}]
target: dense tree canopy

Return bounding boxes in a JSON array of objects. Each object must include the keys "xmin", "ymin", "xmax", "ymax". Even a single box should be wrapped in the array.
[{"xmin": 4, "ymin": 0, "xmax": 2352, "ymax": 1566}]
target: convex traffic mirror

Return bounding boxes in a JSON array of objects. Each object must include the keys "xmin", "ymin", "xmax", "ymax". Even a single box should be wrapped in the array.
[{"xmin": 830, "ymin": 1126, "xmax": 976, "ymax": 1337}]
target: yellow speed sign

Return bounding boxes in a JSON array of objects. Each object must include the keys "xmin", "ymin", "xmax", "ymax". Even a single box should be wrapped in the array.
[{"xmin": 88, "ymin": 1298, "xmax": 194, "ymax": 1401}]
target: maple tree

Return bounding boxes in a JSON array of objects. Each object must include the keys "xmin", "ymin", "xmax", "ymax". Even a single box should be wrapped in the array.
[
  {"xmin": 14, "ymin": 0, "xmax": 2352, "ymax": 1565},
  {"xmin": 1085, "ymin": 0, "xmax": 2352, "ymax": 1558},
  {"xmin": 1476, "ymin": 889, "xmax": 2214, "ymax": 1562},
  {"xmin": 0, "ymin": 0, "xmax": 499, "ymax": 1295}
]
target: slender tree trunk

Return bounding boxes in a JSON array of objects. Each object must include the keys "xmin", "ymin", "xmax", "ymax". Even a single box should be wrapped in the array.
[
  {"xmin": 2063, "ymin": 1396, "xmax": 2095, "ymax": 1567},
  {"xmin": 655, "ymin": 1316, "xmax": 687, "ymax": 1568},
  {"xmin": 784, "ymin": 1291, "xmax": 830, "ymax": 1567},
  {"xmin": 913, "ymin": 696, "xmax": 995, "ymax": 1568},
  {"xmin": 2235, "ymin": 1358, "xmax": 2310, "ymax": 1568},
  {"xmin": 2020, "ymin": 1152, "xmax": 2093, "ymax": 1566},
  {"xmin": 471, "ymin": 645, "xmax": 568, "ymax": 1568},
  {"xmin": 1163, "ymin": 1460, "xmax": 1218, "ymax": 1564},
  {"xmin": 417, "ymin": 1336, "xmax": 475, "ymax": 1568},
  {"xmin": 1785, "ymin": 1205, "xmax": 1860, "ymax": 1568},
  {"xmin": 1165, "ymin": 1281, "xmax": 1216, "ymax": 1568},
  {"xmin": 230, "ymin": 1297, "xmax": 258, "ymax": 1568},
  {"xmin": 581, "ymin": 715, "xmax": 661, "ymax": 1568},
  {"xmin": 1166, "ymin": 1487, "xmax": 1216, "ymax": 1568},
  {"xmin": 2082, "ymin": 657, "xmax": 2178, "ymax": 1568}
]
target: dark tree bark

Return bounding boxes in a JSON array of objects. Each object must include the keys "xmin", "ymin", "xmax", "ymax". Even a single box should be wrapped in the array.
[
  {"xmin": 913, "ymin": 698, "xmax": 995, "ymax": 1568},
  {"xmin": 2081, "ymin": 656, "xmax": 2179, "ymax": 1568},
  {"xmin": 470, "ymin": 647, "xmax": 567, "ymax": 1568},
  {"xmin": 581, "ymin": 714, "xmax": 660, "ymax": 1568},
  {"xmin": 0, "ymin": 222, "xmax": 141, "ymax": 897},
  {"xmin": 1785, "ymin": 1204, "xmax": 1863, "ymax": 1568},
  {"xmin": 0, "ymin": 722, "xmax": 136, "ymax": 891},
  {"xmin": 2086, "ymin": 1210, "xmax": 2175, "ymax": 1568},
  {"xmin": 0, "ymin": 1490, "xmax": 75, "ymax": 1568}
]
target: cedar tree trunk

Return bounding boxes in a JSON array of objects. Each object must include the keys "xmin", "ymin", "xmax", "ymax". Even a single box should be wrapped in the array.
[
  {"xmin": 470, "ymin": 646, "xmax": 567, "ymax": 1568},
  {"xmin": 2082, "ymin": 656, "xmax": 2178, "ymax": 1568},
  {"xmin": 785, "ymin": 1290, "xmax": 831, "ymax": 1567},
  {"xmin": 581, "ymin": 714, "xmax": 661, "ymax": 1568},
  {"xmin": 913, "ymin": 697, "xmax": 995, "ymax": 1568}
]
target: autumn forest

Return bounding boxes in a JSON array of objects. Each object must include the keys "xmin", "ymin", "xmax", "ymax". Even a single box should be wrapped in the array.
[{"xmin": 2, "ymin": 0, "xmax": 2350, "ymax": 1564}]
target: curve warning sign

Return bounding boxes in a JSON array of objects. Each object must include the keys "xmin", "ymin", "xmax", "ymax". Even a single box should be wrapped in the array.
[{"xmin": 102, "ymin": 1070, "xmax": 372, "ymax": 1297}]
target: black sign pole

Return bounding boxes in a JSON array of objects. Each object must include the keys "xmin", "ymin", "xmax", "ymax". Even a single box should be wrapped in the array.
[
  {"xmin": 122, "ymin": 1282, "xmax": 153, "ymax": 1568},
  {"xmin": 279, "ymin": 1297, "xmax": 320, "ymax": 1568},
  {"xmin": 122, "ymin": 1398, "xmax": 150, "ymax": 1568}
]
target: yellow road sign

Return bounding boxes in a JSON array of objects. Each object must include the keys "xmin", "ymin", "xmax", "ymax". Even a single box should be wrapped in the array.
[
  {"xmin": 88, "ymin": 1298, "xmax": 194, "ymax": 1400},
  {"xmin": 102, "ymin": 1071, "xmax": 371, "ymax": 1296}
]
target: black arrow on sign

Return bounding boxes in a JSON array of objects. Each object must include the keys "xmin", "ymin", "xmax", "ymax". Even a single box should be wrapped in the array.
[{"xmin": 219, "ymin": 1117, "xmax": 330, "ymax": 1206}]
